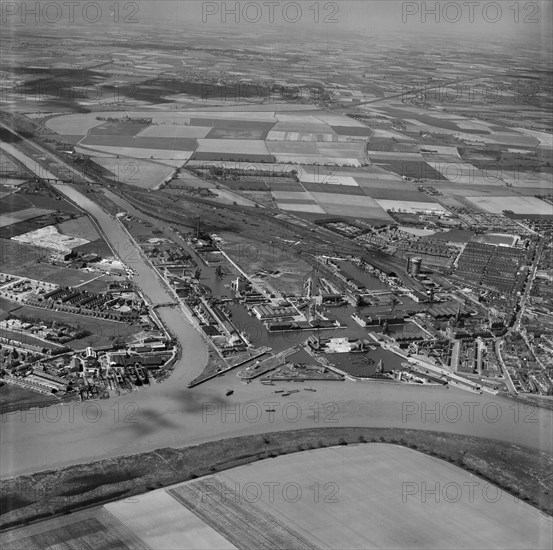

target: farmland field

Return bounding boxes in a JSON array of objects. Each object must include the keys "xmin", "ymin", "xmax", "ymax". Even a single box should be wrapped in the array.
[
  {"xmin": 81, "ymin": 135, "xmax": 197, "ymax": 151},
  {"xmin": 45, "ymin": 114, "xmax": 105, "ymax": 136},
  {"xmin": 465, "ymin": 195, "xmax": 553, "ymax": 215},
  {"xmin": 76, "ymin": 144, "xmax": 194, "ymax": 161},
  {"xmin": 90, "ymin": 157, "xmax": 175, "ymax": 189},
  {"xmin": 56, "ymin": 216, "xmax": 100, "ymax": 241},
  {"xmin": 298, "ymin": 172, "xmax": 359, "ymax": 186},
  {"xmin": 375, "ymin": 199, "xmax": 445, "ymax": 214},
  {"xmin": 2, "ymin": 516, "xmax": 146, "ymax": 550},
  {"xmin": 301, "ymin": 182, "xmax": 367, "ymax": 195},
  {"xmin": 195, "ymin": 139, "xmax": 270, "ymax": 155},
  {"xmin": 2, "ymin": 262, "xmax": 98, "ymax": 286},
  {"xmin": 138, "ymin": 125, "xmax": 211, "ymax": 139},
  {"xmin": 277, "ymin": 202, "xmax": 326, "ymax": 213},
  {"xmin": 331, "ymin": 125, "xmax": 373, "ymax": 137},
  {"xmin": 18, "ymin": 444, "xmax": 549, "ymax": 550},
  {"xmin": 89, "ymin": 121, "xmax": 149, "ymax": 136},
  {"xmin": 271, "ymin": 190, "xmax": 315, "ymax": 202},
  {"xmin": 0, "ymin": 208, "xmax": 54, "ymax": 228},
  {"xmin": 105, "ymin": 491, "xmax": 237, "ymax": 549}
]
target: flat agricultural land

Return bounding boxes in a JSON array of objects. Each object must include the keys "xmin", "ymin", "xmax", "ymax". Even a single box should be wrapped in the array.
[
  {"xmin": 90, "ymin": 157, "xmax": 175, "ymax": 189},
  {"xmin": 299, "ymin": 171, "xmax": 359, "ymax": 186},
  {"xmin": 310, "ymin": 192, "xmax": 393, "ymax": 221},
  {"xmin": 301, "ymin": 182, "xmax": 367, "ymax": 195},
  {"xmin": 374, "ymin": 199, "xmax": 446, "ymax": 214},
  {"xmin": 76, "ymin": 144, "xmax": 193, "ymax": 161},
  {"xmin": 277, "ymin": 202, "xmax": 326, "ymax": 214},
  {"xmin": 89, "ymin": 122, "xmax": 149, "ymax": 136},
  {"xmin": 81, "ymin": 135, "xmax": 197, "ymax": 151},
  {"xmin": 499, "ymin": 170, "xmax": 553, "ymax": 190},
  {"xmin": 0, "ymin": 208, "xmax": 54, "ymax": 228},
  {"xmin": 45, "ymin": 114, "xmax": 105, "ymax": 136},
  {"xmin": 106, "ymin": 491, "xmax": 237, "ymax": 549},
  {"xmin": 195, "ymin": 139, "xmax": 270, "ymax": 155},
  {"xmin": 57, "ymin": 216, "xmax": 100, "ymax": 241},
  {"xmin": 5, "ymin": 444, "xmax": 549, "ymax": 550},
  {"xmin": 138, "ymin": 125, "xmax": 211, "ymax": 139},
  {"xmin": 465, "ymin": 195, "xmax": 553, "ymax": 215}
]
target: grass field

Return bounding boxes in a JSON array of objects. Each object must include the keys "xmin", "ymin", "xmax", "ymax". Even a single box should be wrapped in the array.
[
  {"xmin": 76, "ymin": 144, "xmax": 194, "ymax": 161},
  {"xmin": 195, "ymin": 139, "xmax": 270, "ymax": 154},
  {"xmin": 0, "ymin": 194, "xmax": 30, "ymax": 215},
  {"xmin": 0, "ymin": 208, "xmax": 54, "ymax": 228},
  {"xmin": 0, "ymin": 384, "xmax": 59, "ymax": 409},
  {"xmin": 89, "ymin": 122, "xmax": 149, "ymax": 136},
  {"xmin": 81, "ymin": 135, "xmax": 197, "ymax": 151},
  {"xmin": 191, "ymin": 152, "xmax": 276, "ymax": 162},
  {"xmin": 57, "ymin": 216, "xmax": 100, "ymax": 241},
  {"xmin": 6, "ymin": 303, "xmax": 142, "ymax": 347},
  {"xmin": 0, "ymin": 214, "xmax": 62, "ymax": 240},
  {"xmin": 331, "ymin": 125, "xmax": 373, "ymax": 137},
  {"xmin": 90, "ymin": 157, "xmax": 175, "ymax": 189},
  {"xmin": 277, "ymin": 202, "xmax": 326, "ymax": 213},
  {"xmin": 299, "ymin": 172, "xmax": 359, "ymax": 186},
  {"xmin": 375, "ymin": 199, "xmax": 445, "ymax": 214},
  {"xmin": 301, "ymin": 182, "xmax": 367, "ymax": 195},
  {"xmin": 138, "ymin": 125, "xmax": 211, "ymax": 139},
  {"xmin": 465, "ymin": 195, "xmax": 553, "ymax": 215},
  {"xmin": 45, "ymin": 114, "xmax": 105, "ymax": 136}
]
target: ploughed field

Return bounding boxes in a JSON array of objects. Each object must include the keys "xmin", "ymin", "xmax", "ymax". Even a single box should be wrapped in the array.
[{"xmin": 2, "ymin": 444, "xmax": 551, "ymax": 549}]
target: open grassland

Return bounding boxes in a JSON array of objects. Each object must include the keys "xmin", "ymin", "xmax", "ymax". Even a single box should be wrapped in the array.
[
  {"xmin": 90, "ymin": 157, "xmax": 175, "ymax": 189},
  {"xmin": 0, "ymin": 208, "xmax": 54, "ymax": 228},
  {"xmin": 56, "ymin": 216, "xmax": 100, "ymax": 241},
  {"xmin": 309, "ymin": 192, "xmax": 394, "ymax": 221},
  {"xmin": 277, "ymin": 202, "xmax": 326, "ymax": 213},
  {"xmin": 138, "ymin": 125, "xmax": 211, "ymax": 138},
  {"xmin": 375, "ymin": 199, "xmax": 445, "ymax": 214},
  {"xmin": 301, "ymin": 182, "xmax": 367, "ymax": 195},
  {"xmin": 500, "ymin": 170, "xmax": 553, "ymax": 190},
  {"xmin": 0, "ymin": 193, "xmax": 79, "ymax": 215},
  {"xmin": 195, "ymin": 139, "xmax": 269, "ymax": 155},
  {"xmin": 76, "ymin": 144, "xmax": 194, "ymax": 161},
  {"xmin": 465, "ymin": 195, "xmax": 553, "ymax": 215},
  {"xmin": 271, "ymin": 190, "xmax": 316, "ymax": 202},
  {"xmin": 0, "ymin": 385, "xmax": 59, "ymax": 411},
  {"xmin": 81, "ymin": 135, "xmax": 197, "ymax": 151},
  {"xmin": 89, "ymin": 122, "xmax": 149, "ymax": 136},
  {"xmin": 3, "ymin": 303, "xmax": 141, "ymax": 348},
  {"xmin": 45, "ymin": 114, "xmax": 104, "ymax": 136},
  {"xmin": 298, "ymin": 171, "xmax": 359, "ymax": 186}
]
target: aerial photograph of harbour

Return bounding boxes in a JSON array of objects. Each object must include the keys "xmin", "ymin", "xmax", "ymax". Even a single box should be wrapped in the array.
[{"xmin": 0, "ymin": 1, "xmax": 552, "ymax": 548}]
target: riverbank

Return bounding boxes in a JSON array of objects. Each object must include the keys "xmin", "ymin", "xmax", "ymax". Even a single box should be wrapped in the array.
[{"xmin": 1, "ymin": 427, "xmax": 551, "ymax": 532}]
